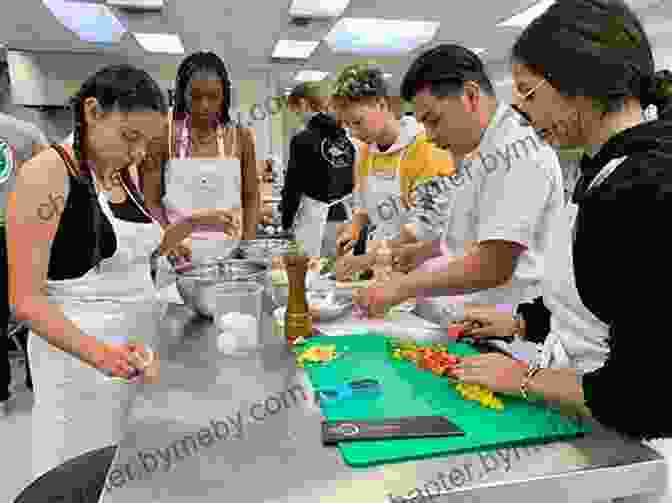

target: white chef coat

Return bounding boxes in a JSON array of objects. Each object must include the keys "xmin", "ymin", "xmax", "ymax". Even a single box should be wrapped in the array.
[{"xmin": 412, "ymin": 104, "xmax": 564, "ymax": 312}]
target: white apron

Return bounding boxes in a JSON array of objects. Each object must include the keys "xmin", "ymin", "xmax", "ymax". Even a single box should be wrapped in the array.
[
  {"xmin": 163, "ymin": 121, "xmax": 242, "ymax": 263},
  {"xmin": 540, "ymin": 156, "xmax": 672, "ymax": 502},
  {"xmin": 28, "ymin": 175, "xmax": 164, "ymax": 482},
  {"xmin": 538, "ymin": 200, "xmax": 610, "ymax": 374},
  {"xmin": 292, "ymin": 193, "xmax": 353, "ymax": 257},
  {"xmin": 362, "ymin": 150, "xmax": 409, "ymax": 241}
]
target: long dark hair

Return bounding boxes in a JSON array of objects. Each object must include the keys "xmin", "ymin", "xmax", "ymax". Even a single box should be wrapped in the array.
[
  {"xmin": 173, "ymin": 51, "xmax": 232, "ymax": 126},
  {"xmin": 70, "ymin": 64, "xmax": 168, "ymax": 166},
  {"xmin": 511, "ymin": 0, "xmax": 672, "ymax": 118}
]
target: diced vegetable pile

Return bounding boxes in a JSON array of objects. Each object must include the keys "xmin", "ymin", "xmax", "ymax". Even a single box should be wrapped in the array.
[
  {"xmin": 388, "ymin": 338, "xmax": 504, "ymax": 411},
  {"xmin": 295, "ymin": 344, "xmax": 337, "ymax": 367}
]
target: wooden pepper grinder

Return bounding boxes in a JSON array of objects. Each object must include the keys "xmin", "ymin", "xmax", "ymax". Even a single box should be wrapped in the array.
[{"xmin": 283, "ymin": 243, "xmax": 313, "ymax": 346}]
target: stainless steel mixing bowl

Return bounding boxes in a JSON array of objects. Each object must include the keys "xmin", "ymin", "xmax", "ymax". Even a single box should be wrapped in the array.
[
  {"xmin": 237, "ymin": 239, "xmax": 292, "ymax": 262},
  {"xmin": 175, "ymin": 259, "xmax": 269, "ymax": 318}
]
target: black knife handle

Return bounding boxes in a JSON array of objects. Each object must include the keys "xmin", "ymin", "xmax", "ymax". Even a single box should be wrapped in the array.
[{"xmin": 352, "ymin": 224, "xmax": 370, "ymax": 256}]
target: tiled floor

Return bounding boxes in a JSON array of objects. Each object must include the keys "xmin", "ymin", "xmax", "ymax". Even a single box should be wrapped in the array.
[{"xmin": 1, "ymin": 354, "xmax": 35, "ymax": 503}]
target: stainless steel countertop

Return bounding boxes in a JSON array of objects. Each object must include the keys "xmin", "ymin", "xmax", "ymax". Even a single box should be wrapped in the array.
[{"xmin": 99, "ymin": 302, "xmax": 666, "ymax": 503}]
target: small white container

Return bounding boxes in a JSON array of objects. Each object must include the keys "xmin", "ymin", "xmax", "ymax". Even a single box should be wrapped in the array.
[{"xmin": 214, "ymin": 282, "xmax": 263, "ymax": 354}]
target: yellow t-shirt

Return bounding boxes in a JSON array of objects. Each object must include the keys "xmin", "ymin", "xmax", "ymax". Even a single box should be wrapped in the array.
[{"xmin": 357, "ymin": 132, "xmax": 456, "ymax": 203}]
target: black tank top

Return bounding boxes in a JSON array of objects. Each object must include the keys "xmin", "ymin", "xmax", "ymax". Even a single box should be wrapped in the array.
[
  {"xmin": 108, "ymin": 169, "xmax": 153, "ymax": 224},
  {"xmin": 47, "ymin": 145, "xmax": 117, "ymax": 280}
]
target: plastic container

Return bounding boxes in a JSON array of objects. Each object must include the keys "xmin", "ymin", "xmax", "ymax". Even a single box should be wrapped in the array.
[{"xmin": 214, "ymin": 282, "xmax": 263, "ymax": 355}]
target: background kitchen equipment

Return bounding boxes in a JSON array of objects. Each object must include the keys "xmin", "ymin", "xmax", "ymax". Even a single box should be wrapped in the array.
[{"xmin": 165, "ymin": 258, "xmax": 269, "ymax": 318}]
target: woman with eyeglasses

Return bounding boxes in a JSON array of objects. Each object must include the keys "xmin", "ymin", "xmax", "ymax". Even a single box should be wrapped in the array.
[{"xmin": 449, "ymin": 1, "xmax": 672, "ymax": 500}]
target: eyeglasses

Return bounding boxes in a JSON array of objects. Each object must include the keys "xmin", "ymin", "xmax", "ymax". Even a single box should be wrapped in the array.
[{"xmin": 514, "ymin": 78, "xmax": 547, "ymax": 102}]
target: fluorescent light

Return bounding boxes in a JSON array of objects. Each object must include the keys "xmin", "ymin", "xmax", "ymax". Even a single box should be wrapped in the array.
[
  {"xmin": 497, "ymin": 0, "xmax": 555, "ymax": 28},
  {"xmin": 289, "ymin": 0, "xmax": 350, "ymax": 18},
  {"xmin": 294, "ymin": 70, "xmax": 329, "ymax": 82},
  {"xmin": 383, "ymin": 73, "xmax": 392, "ymax": 79},
  {"xmin": 107, "ymin": 0, "xmax": 163, "ymax": 8},
  {"xmin": 43, "ymin": 0, "xmax": 126, "ymax": 44},
  {"xmin": 325, "ymin": 18, "xmax": 440, "ymax": 55},
  {"xmin": 272, "ymin": 40, "xmax": 320, "ymax": 59},
  {"xmin": 133, "ymin": 32, "xmax": 184, "ymax": 54}
]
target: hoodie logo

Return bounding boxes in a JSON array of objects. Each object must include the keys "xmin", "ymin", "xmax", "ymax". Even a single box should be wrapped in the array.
[
  {"xmin": 321, "ymin": 137, "xmax": 355, "ymax": 169},
  {"xmin": 0, "ymin": 140, "xmax": 14, "ymax": 185}
]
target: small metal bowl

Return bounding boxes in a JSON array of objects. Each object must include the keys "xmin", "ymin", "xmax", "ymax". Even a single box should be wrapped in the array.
[
  {"xmin": 273, "ymin": 297, "xmax": 352, "ymax": 323},
  {"xmin": 175, "ymin": 258, "xmax": 269, "ymax": 318}
]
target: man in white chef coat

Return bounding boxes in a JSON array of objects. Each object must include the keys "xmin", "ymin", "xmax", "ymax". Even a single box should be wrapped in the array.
[{"xmin": 353, "ymin": 44, "xmax": 564, "ymax": 324}]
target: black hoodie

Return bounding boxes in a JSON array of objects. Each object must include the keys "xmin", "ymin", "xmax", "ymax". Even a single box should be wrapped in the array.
[
  {"xmin": 517, "ymin": 118, "xmax": 672, "ymax": 440},
  {"xmin": 280, "ymin": 112, "xmax": 356, "ymax": 231}
]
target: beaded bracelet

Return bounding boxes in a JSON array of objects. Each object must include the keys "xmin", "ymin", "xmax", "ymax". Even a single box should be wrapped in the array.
[{"xmin": 520, "ymin": 364, "xmax": 542, "ymax": 402}]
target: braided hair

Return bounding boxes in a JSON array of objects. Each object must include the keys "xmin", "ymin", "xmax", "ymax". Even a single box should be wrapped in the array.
[
  {"xmin": 173, "ymin": 51, "xmax": 232, "ymax": 126},
  {"xmin": 70, "ymin": 64, "xmax": 168, "ymax": 168}
]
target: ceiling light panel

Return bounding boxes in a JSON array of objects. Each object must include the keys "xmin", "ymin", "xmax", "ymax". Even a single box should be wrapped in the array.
[
  {"xmin": 325, "ymin": 18, "xmax": 440, "ymax": 55},
  {"xmin": 272, "ymin": 40, "xmax": 320, "ymax": 59},
  {"xmin": 107, "ymin": 0, "xmax": 163, "ymax": 8},
  {"xmin": 289, "ymin": 0, "xmax": 350, "ymax": 18},
  {"xmin": 43, "ymin": 0, "xmax": 126, "ymax": 44},
  {"xmin": 133, "ymin": 32, "xmax": 184, "ymax": 54},
  {"xmin": 497, "ymin": 0, "xmax": 555, "ymax": 28},
  {"xmin": 294, "ymin": 70, "xmax": 329, "ymax": 81}
]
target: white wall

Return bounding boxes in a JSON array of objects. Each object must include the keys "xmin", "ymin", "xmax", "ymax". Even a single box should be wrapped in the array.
[
  {"xmin": 5, "ymin": 50, "xmax": 276, "ymax": 155},
  {"xmin": 230, "ymin": 71, "xmax": 276, "ymax": 160},
  {"xmin": 7, "ymin": 50, "xmax": 132, "ymax": 106}
]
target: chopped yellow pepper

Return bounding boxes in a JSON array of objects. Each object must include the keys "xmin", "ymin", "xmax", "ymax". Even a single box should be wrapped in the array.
[
  {"xmin": 296, "ymin": 344, "xmax": 338, "ymax": 367},
  {"xmin": 455, "ymin": 382, "xmax": 504, "ymax": 410}
]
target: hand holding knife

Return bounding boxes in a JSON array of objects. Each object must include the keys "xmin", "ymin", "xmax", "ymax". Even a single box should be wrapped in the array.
[
  {"xmin": 449, "ymin": 323, "xmax": 515, "ymax": 344},
  {"xmin": 457, "ymin": 305, "xmax": 524, "ymax": 342}
]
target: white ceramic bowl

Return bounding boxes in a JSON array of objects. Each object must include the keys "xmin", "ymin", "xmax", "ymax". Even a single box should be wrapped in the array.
[{"xmin": 273, "ymin": 293, "xmax": 352, "ymax": 324}]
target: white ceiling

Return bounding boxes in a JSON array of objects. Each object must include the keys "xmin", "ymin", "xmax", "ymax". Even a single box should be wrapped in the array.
[{"xmin": 2, "ymin": 0, "xmax": 672, "ymax": 96}]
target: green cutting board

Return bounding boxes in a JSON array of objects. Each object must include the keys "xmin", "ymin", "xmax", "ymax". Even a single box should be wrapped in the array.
[{"xmin": 300, "ymin": 333, "xmax": 590, "ymax": 467}]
